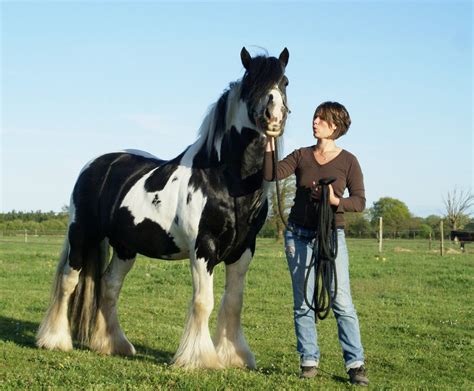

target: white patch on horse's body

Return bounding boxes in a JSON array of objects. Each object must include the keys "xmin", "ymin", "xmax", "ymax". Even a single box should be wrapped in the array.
[
  {"xmin": 120, "ymin": 141, "xmax": 207, "ymax": 258},
  {"xmin": 119, "ymin": 167, "xmax": 161, "ymax": 225}
]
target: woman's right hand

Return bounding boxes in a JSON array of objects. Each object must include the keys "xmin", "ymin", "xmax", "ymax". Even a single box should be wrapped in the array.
[{"xmin": 265, "ymin": 136, "xmax": 276, "ymax": 152}]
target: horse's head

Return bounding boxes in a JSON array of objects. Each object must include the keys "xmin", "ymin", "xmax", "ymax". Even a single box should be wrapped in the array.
[{"xmin": 240, "ymin": 48, "xmax": 290, "ymax": 138}]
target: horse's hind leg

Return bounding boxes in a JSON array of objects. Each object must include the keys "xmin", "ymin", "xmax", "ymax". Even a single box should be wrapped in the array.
[
  {"xmin": 36, "ymin": 238, "xmax": 80, "ymax": 351},
  {"xmin": 173, "ymin": 255, "xmax": 222, "ymax": 369},
  {"xmin": 215, "ymin": 248, "xmax": 256, "ymax": 369},
  {"xmin": 90, "ymin": 249, "xmax": 136, "ymax": 356}
]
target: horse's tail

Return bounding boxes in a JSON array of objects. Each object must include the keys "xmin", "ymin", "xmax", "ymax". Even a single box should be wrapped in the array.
[{"xmin": 68, "ymin": 237, "xmax": 109, "ymax": 346}]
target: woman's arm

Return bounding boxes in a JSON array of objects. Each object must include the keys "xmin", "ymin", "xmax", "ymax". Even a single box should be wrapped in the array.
[
  {"xmin": 337, "ymin": 157, "xmax": 366, "ymax": 212},
  {"xmin": 263, "ymin": 137, "xmax": 299, "ymax": 181}
]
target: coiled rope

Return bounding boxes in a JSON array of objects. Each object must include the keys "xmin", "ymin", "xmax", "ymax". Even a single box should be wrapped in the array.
[{"xmin": 304, "ymin": 177, "xmax": 338, "ymax": 320}]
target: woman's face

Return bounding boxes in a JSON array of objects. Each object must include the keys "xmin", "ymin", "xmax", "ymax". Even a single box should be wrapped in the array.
[{"xmin": 313, "ymin": 116, "xmax": 337, "ymax": 139}]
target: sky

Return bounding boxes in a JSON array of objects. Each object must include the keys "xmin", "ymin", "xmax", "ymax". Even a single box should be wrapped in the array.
[{"xmin": 1, "ymin": 0, "xmax": 472, "ymax": 218}]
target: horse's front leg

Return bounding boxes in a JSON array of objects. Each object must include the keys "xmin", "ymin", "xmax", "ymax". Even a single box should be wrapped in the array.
[
  {"xmin": 173, "ymin": 253, "xmax": 222, "ymax": 369},
  {"xmin": 215, "ymin": 248, "xmax": 256, "ymax": 369}
]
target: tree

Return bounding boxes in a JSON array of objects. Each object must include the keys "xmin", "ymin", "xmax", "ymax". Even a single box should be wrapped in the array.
[
  {"xmin": 345, "ymin": 211, "xmax": 373, "ymax": 238},
  {"xmin": 370, "ymin": 197, "xmax": 411, "ymax": 238},
  {"xmin": 424, "ymin": 214, "xmax": 442, "ymax": 238},
  {"xmin": 464, "ymin": 217, "xmax": 474, "ymax": 231},
  {"xmin": 407, "ymin": 216, "xmax": 433, "ymax": 239},
  {"xmin": 443, "ymin": 187, "xmax": 473, "ymax": 230}
]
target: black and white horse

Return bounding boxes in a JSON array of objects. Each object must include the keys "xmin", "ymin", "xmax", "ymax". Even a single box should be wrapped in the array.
[{"xmin": 36, "ymin": 48, "xmax": 290, "ymax": 369}]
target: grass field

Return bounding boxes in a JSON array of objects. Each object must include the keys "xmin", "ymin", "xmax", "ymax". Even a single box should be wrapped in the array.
[{"xmin": 1, "ymin": 235, "xmax": 473, "ymax": 389}]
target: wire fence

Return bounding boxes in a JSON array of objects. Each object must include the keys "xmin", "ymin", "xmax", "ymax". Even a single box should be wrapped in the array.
[{"xmin": 1, "ymin": 229, "xmax": 471, "ymax": 256}]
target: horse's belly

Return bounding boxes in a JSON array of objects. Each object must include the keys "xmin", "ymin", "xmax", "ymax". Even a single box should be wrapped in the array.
[
  {"xmin": 146, "ymin": 250, "xmax": 190, "ymax": 261},
  {"xmin": 111, "ymin": 206, "xmax": 190, "ymax": 260}
]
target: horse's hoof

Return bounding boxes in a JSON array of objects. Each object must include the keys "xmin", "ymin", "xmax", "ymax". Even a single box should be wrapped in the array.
[
  {"xmin": 36, "ymin": 331, "xmax": 73, "ymax": 352},
  {"xmin": 172, "ymin": 352, "xmax": 224, "ymax": 369},
  {"xmin": 113, "ymin": 339, "xmax": 136, "ymax": 356},
  {"xmin": 90, "ymin": 335, "xmax": 136, "ymax": 356}
]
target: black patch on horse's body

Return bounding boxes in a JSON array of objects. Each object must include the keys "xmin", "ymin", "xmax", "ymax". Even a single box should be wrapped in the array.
[
  {"xmin": 110, "ymin": 209, "xmax": 181, "ymax": 260},
  {"xmin": 144, "ymin": 153, "xmax": 183, "ymax": 192}
]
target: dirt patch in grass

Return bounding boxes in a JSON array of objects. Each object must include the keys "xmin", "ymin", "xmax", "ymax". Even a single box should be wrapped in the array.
[
  {"xmin": 445, "ymin": 248, "xmax": 461, "ymax": 254},
  {"xmin": 394, "ymin": 247, "xmax": 413, "ymax": 253}
]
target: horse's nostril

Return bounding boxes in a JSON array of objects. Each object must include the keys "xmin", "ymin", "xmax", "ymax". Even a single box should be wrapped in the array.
[
  {"xmin": 265, "ymin": 108, "xmax": 271, "ymax": 119},
  {"xmin": 269, "ymin": 94, "xmax": 273, "ymax": 101}
]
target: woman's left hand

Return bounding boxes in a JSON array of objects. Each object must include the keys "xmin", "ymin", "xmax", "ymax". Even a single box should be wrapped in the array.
[
  {"xmin": 312, "ymin": 183, "xmax": 340, "ymax": 206},
  {"xmin": 328, "ymin": 184, "xmax": 340, "ymax": 207}
]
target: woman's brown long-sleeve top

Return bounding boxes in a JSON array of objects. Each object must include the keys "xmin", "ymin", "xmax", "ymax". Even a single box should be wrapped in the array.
[{"xmin": 264, "ymin": 146, "xmax": 366, "ymax": 229}]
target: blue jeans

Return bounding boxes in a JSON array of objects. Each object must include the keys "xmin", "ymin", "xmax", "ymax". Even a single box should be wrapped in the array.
[{"xmin": 284, "ymin": 223, "xmax": 365, "ymax": 369}]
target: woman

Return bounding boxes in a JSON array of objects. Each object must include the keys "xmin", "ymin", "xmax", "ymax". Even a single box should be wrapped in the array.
[{"xmin": 264, "ymin": 101, "xmax": 369, "ymax": 386}]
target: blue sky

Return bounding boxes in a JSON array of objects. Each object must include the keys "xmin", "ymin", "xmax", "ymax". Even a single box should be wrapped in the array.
[{"xmin": 1, "ymin": 1, "xmax": 472, "ymax": 217}]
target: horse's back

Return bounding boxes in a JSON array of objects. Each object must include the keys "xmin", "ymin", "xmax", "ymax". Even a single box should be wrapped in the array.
[{"xmin": 71, "ymin": 151, "xmax": 164, "ymax": 240}]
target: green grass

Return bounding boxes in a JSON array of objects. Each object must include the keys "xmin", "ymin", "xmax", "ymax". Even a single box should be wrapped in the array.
[{"xmin": 0, "ymin": 236, "xmax": 473, "ymax": 389}]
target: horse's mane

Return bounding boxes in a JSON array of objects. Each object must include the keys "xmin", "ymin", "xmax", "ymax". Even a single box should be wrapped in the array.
[{"xmin": 197, "ymin": 82, "xmax": 237, "ymax": 161}]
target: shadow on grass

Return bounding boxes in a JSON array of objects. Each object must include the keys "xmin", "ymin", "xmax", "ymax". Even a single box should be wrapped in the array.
[
  {"xmin": 257, "ymin": 365, "xmax": 349, "ymax": 384},
  {"xmin": 318, "ymin": 367, "xmax": 349, "ymax": 384},
  {"xmin": 133, "ymin": 344, "xmax": 174, "ymax": 364},
  {"xmin": 0, "ymin": 315, "xmax": 174, "ymax": 364},
  {"xmin": 0, "ymin": 316, "xmax": 38, "ymax": 347}
]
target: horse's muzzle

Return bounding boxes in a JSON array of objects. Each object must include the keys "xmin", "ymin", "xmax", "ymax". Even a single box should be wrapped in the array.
[{"xmin": 265, "ymin": 129, "xmax": 283, "ymax": 138}]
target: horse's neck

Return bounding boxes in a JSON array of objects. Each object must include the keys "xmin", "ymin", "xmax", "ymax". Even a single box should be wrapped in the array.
[
  {"xmin": 192, "ymin": 86, "xmax": 265, "ymax": 182},
  {"xmin": 224, "ymin": 99, "xmax": 266, "ymax": 176}
]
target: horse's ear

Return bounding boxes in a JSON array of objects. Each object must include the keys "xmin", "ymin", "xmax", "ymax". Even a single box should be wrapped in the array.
[
  {"xmin": 241, "ymin": 47, "xmax": 252, "ymax": 70},
  {"xmin": 279, "ymin": 48, "xmax": 289, "ymax": 67}
]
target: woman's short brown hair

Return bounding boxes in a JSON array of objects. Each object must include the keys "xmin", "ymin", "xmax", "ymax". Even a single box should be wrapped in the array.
[{"xmin": 313, "ymin": 101, "xmax": 351, "ymax": 140}]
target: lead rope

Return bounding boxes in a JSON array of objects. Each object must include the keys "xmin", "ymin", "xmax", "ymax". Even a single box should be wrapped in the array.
[
  {"xmin": 304, "ymin": 177, "xmax": 338, "ymax": 320},
  {"xmin": 271, "ymin": 138, "xmax": 292, "ymax": 232},
  {"xmin": 270, "ymin": 137, "xmax": 338, "ymax": 321}
]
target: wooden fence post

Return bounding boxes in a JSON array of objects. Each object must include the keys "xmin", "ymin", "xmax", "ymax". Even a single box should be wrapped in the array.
[
  {"xmin": 429, "ymin": 232, "xmax": 432, "ymax": 250},
  {"xmin": 440, "ymin": 221, "xmax": 444, "ymax": 256},
  {"xmin": 379, "ymin": 217, "xmax": 383, "ymax": 253}
]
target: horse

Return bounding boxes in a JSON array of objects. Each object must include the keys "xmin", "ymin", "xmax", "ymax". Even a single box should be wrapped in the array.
[{"xmin": 36, "ymin": 47, "xmax": 290, "ymax": 369}]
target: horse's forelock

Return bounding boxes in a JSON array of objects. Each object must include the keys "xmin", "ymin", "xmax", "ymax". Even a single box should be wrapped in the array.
[{"xmin": 240, "ymin": 56, "xmax": 285, "ymax": 101}]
